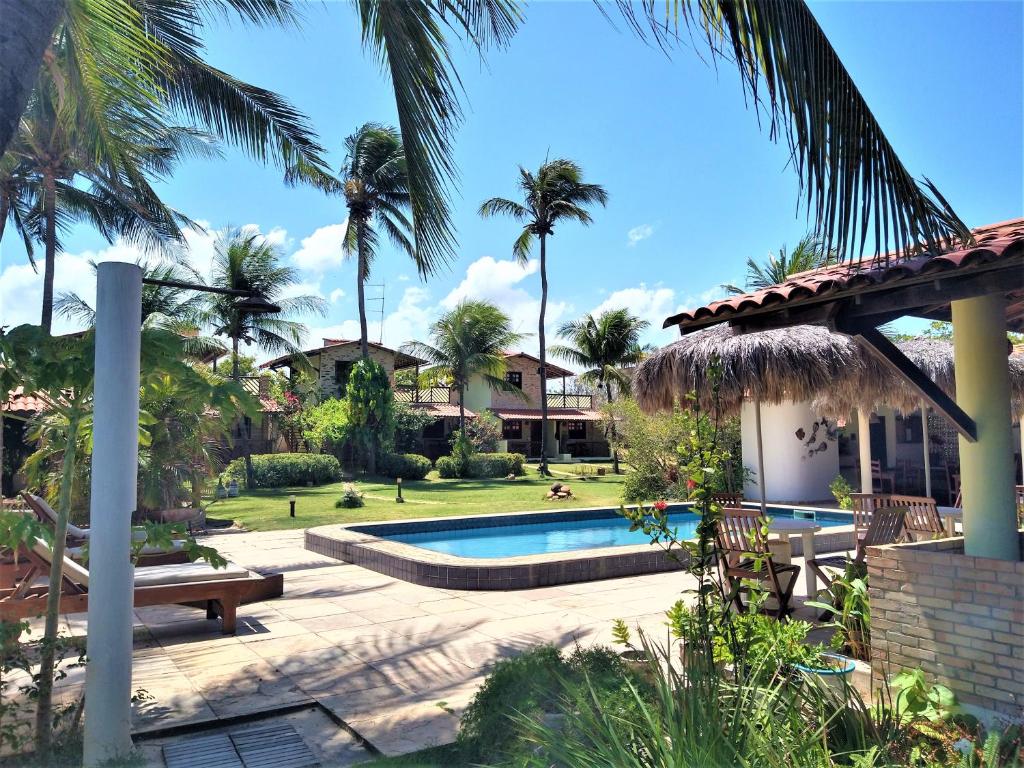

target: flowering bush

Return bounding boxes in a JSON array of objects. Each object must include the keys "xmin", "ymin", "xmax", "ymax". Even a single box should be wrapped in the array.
[{"xmin": 335, "ymin": 483, "xmax": 364, "ymax": 509}]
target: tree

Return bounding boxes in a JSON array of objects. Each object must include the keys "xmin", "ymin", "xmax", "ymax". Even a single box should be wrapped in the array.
[
  {"xmin": 550, "ymin": 308, "xmax": 650, "ymax": 473},
  {"xmin": 338, "ymin": 123, "xmax": 413, "ymax": 359},
  {"xmin": 346, "ymin": 359, "xmax": 394, "ymax": 474},
  {"xmin": 401, "ymin": 300, "xmax": 526, "ymax": 437},
  {"xmin": 480, "ymin": 159, "xmax": 607, "ymax": 474},
  {"xmin": 721, "ymin": 235, "xmax": 835, "ymax": 294},
  {"xmin": 203, "ymin": 228, "xmax": 326, "ymax": 485}
]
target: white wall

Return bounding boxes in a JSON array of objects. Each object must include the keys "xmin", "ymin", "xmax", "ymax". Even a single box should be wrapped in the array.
[{"xmin": 741, "ymin": 399, "xmax": 840, "ymax": 503}]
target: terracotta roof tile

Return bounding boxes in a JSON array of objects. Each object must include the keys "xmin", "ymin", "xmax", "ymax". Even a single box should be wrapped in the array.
[
  {"xmin": 664, "ymin": 218, "xmax": 1024, "ymax": 331},
  {"xmin": 407, "ymin": 403, "xmax": 475, "ymax": 419},
  {"xmin": 2, "ymin": 388, "xmax": 46, "ymax": 414},
  {"xmin": 492, "ymin": 408, "xmax": 603, "ymax": 422}
]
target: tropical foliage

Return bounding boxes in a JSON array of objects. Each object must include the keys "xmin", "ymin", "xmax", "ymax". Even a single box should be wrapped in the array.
[
  {"xmin": 480, "ymin": 159, "xmax": 607, "ymax": 472},
  {"xmin": 224, "ymin": 453, "xmax": 341, "ymax": 488},
  {"xmin": 345, "ymin": 359, "xmax": 396, "ymax": 474},
  {"xmin": 722, "ymin": 234, "xmax": 836, "ymax": 294}
]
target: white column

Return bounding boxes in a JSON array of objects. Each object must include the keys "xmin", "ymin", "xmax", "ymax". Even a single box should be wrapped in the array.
[
  {"xmin": 857, "ymin": 407, "xmax": 873, "ymax": 494},
  {"xmin": 83, "ymin": 262, "xmax": 142, "ymax": 765},
  {"xmin": 952, "ymin": 294, "xmax": 1018, "ymax": 561},
  {"xmin": 920, "ymin": 402, "xmax": 932, "ymax": 498},
  {"xmin": 753, "ymin": 397, "xmax": 767, "ymax": 513}
]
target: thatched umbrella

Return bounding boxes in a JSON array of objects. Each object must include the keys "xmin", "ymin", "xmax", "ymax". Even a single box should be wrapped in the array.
[{"xmin": 634, "ymin": 324, "xmax": 867, "ymax": 510}]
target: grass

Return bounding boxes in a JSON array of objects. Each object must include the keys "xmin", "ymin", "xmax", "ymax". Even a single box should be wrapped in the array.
[{"xmin": 207, "ymin": 464, "xmax": 628, "ymax": 531}]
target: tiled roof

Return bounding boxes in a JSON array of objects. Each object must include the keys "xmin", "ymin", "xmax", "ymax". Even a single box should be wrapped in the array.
[
  {"xmin": 664, "ymin": 218, "xmax": 1024, "ymax": 331},
  {"xmin": 2, "ymin": 388, "xmax": 47, "ymax": 414},
  {"xmin": 262, "ymin": 339, "xmax": 427, "ymax": 370},
  {"xmin": 492, "ymin": 408, "xmax": 603, "ymax": 422},
  {"xmin": 407, "ymin": 403, "xmax": 474, "ymax": 419},
  {"xmin": 502, "ymin": 351, "xmax": 576, "ymax": 379}
]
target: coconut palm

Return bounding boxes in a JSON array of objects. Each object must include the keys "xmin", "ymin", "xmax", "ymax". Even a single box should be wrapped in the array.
[
  {"xmin": 479, "ymin": 159, "xmax": 607, "ymax": 474},
  {"xmin": 338, "ymin": 123, "xmax": 413, "ymax": 359},
  {"xmin": 202, "ymin": 228, "xmax": 326, "ymax": 484},
  {"xmin": 550, "ymin": 309, "xmax": 650, "ymax": 474},
  {"xmin": 721, "ymin": 235, "xmax": 836, "ymax": 295},
  {"xmin": 401, "ymin": 300, "xmax": 526, "ymax": 435}
]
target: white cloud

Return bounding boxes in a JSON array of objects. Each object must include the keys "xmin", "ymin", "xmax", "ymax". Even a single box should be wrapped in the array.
[
  {"xmin": 330, "ymin": 288, "xmax": 346, "ymax": 304},
  {"xmin": 587, "ymin": 283, "xmax": 678, "ymax": 344},
  {"xmin": 440, "ymin": 256, "xmax": 568, "ymax": 351},
  {"xmin": 397, "ymin": 274, "xmax": 410, "ymax": 282},
  {"xmin": 291, "ymin": 222, "xmax": 349, "ymax": 273},
  {"xmin": 627, "ymin": 223, "xmax": 654, "ymax": 247},
  {"xmin": 304, "ymin": 285, "xmax": 433, "ymax": 352}
]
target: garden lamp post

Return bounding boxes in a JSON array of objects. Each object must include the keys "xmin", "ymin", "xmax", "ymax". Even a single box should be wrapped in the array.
[{"xmin": 83, "ymin": 265, "xmax": 279, "ymax": 766}]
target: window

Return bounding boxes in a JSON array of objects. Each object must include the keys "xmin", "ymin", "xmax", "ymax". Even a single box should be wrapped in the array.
[
  {"xmin": 502, "ymin": 419, "xmax": 522, "ymax": 439},
  {"xmin": 334, "ymin": 360, "xmax": 354, "ymax": 396},
  {"xmin": 566, "ymin": 421, "xmax": 586, "ymax": 439},
  {"xmin": 505, "ymin": 371, "xmax": 522, "ymax": 389}
]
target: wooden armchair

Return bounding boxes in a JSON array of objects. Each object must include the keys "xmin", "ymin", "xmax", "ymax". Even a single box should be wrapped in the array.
[
  {"xmin": 708, "ymin": 492, "xmax": 743, "ymax": 510},
  {"xmin": 807, "ymin": 508, "xmax": 907, "ymax": 593},
  {"xmin": 715, "ymin": 507, "xmax": 801, "ymax": 619},
  {"xmin": 871, "ymin": 460, "xmax": 895, "ymax": 493}
]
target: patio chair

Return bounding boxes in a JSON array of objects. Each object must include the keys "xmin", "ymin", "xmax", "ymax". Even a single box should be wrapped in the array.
[
  {"xmin": 871, "ymin": 460, "xmax": 895, "ymax": 494},
  {"xmin": 0, "ymin": 537, "xmax": 282, "ymax": 634},
  {"xmin": 22, "ymin": 493, "xmax": 189, "ymax": 565},
  {"xmin": 807, "ymin": 508, "xmax": 907, "ymax": 595},
  {"xmin": 708, "ymin": 492, "xmax": 743, "ymax": 509},
  {"xmin": 715, "ymin": 507, "xmax": 801, "ymax": 619},
  {"xmin": 884, "ymin": 494, "xmax": 942, "ymax": 541}
]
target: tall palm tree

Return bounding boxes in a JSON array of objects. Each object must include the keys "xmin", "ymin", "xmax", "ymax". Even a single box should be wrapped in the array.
[
  {"xmin": 339, "ymin": 123, "xmax": 413, "ymax": 359},
  {"xmin": 721, "ymin": 235, "xmax": 836, "ymax": 295},
  {"xmin": 480, "ymin": 159, "xmax": 607, "ymax": 474},
  {"xmin": 401, "ymin": 300, "xmax": 526, "ymax": 436},
  {"xmin": 550, "ymin": 309, "xmax": 650, "ymax": 474},
  {"xmin": 202, "ymin": 228, "xmax": 327, "ymax": 484}
]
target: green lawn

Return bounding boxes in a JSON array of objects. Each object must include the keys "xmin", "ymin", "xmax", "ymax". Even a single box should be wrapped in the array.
[{"xmin": 207, "ymin": 464, "xmax": 627, "ymax": 531}]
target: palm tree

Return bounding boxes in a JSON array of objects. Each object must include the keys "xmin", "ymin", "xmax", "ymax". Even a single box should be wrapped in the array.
[
  {"xmin": 202, "ymin": 228, "xmax": 327, "ymax": 484},
  {"xmin": 550, "ymin": 309, "xmax": 649, "ymax": 474},
  {"xmin": 338, "ymin": 123, "xmax": 413, "ymax": 359},
  {"xmin": 401, "ymin": 300, "xmax": 526, "ymax": 436},
  {"xmin": 480, "ymin": 159, "xmax": 607, "ymax": 474},
  {"xmin": 721, "ymin": 235, "xmax": 836, "ymax": 294}
]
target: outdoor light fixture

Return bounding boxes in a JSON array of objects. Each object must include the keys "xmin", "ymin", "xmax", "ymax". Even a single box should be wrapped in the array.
[
  {"xmin": 141, "ymin": 276, "xmax": 281, "ymax": 314},
  {"xmin": 289, "ymin": 494, "xmax": 297, "ymax": 518},
  {"xmin": 396, "ymin": 477, "xmax": 404, "ymax": 503}
]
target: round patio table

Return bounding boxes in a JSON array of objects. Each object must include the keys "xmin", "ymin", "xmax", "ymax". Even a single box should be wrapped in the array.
[{"xmin": 767, "ymin": 517, "xmax": 822, "ymax": 597}]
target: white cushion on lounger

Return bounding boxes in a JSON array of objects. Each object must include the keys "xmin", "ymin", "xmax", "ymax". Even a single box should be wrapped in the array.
[
  {"xmin": 31, "ymin": 538, "xmax": 91, "ymax": 588},
  {"xmin": 133, "ymin": 561, "xmax": 250, "ymax": 587}
]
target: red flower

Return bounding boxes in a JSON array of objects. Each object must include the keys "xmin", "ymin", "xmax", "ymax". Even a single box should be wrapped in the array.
[
  {"xmin": 653, "ymin": 500, "xmax": 668, "ymax": 512},
  {"xmin": 686, "ymin": 479, "xmax": 697, "ymax": 491}
]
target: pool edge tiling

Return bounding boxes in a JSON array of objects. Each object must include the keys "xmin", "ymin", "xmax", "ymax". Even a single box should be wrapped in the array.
[{"xmin": 304, "ymin": 505, "xmax": 856, "ymax": 590}]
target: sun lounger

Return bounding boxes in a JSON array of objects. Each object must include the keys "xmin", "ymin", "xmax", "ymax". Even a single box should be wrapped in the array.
[{"xmin": 0, "ymin": 537, "xmax": 282, "ymax": 634}]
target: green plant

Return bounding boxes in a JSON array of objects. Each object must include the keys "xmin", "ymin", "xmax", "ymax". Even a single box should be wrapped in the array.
[
  {"xmin": 224, "ymin": 454, "xmax": 341, "ymax": 488},
  {"xmin": 830, "ymin": 474, "xmax": 855, "ymax": 510},
  {"xmin": 336, "ymin": 483, "xmax": 365, "ymax": 509},
  {"xmin": 434, "ymin": 455, "xmax": 461, "ymax": 479},
  {"xmin": 435, "ymin": 451, "xmax": 525, "ymax": 479},
  {"xmin": 378, "ymin": 453, "xmax": 432, "ymax": 481},
  {"xmin": 807, "ymin": 561, "xmax": 871, "ymax": 660},
  {"xmin": 391, "ymin": 402, "xmax": 437, "ymax": 454},
  {"xmin": 346, "ymin": 359, "xmax": 396, "ymax": 475},
  {"xmin": 621, "ymin": 470, "xmax": 669, "ymax": 503},
  {"xmin": 301, "ymin": 398, "xmax": 351, "ymax": 453},
  {"xmin": 451, "ymin": 409, "xmax": 503, "ymax": 453},
  {"xmin": 889, "ymin": 669, "xmax": 957, "ymax": 726}
]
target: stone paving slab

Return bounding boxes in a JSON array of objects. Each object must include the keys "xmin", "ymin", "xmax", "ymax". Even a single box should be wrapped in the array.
[{"xmin": 14, "ymin": 528, "xmax": 822, "ymax": 761}]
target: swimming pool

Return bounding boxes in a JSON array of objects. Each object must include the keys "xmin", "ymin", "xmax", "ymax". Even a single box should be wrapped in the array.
[{"xmin": 369, "ymin": 504, "xmax": 851, "ymax": 559}]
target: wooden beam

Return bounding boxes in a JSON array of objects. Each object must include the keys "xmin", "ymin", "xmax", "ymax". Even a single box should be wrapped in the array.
[{"xmin": 841, "ymin": 324, "xmax": 977, "ymax": 442}]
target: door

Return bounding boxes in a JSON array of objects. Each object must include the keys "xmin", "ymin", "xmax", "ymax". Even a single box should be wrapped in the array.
[{"xmin": 869, "ymin": 418, "xmax": 887, "ymax": 468}]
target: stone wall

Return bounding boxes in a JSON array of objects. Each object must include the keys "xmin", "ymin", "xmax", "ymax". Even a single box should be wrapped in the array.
[
  {"xmin": 313, "ymin": 344, "xmax": 399, "ymax": 399},
  {"xmin": 866, "ymin": 534, "xmax": 1024, "ymax": 721},
  {"xmin": 488, "ymin": 355, "xmax": 546, "ymax": 409}
]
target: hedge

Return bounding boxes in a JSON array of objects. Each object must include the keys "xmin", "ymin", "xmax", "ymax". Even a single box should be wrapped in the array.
[
  {"xmin": 224, "ymin": 453, "xmax": 342, "ymax": 488},
  {"xmin": 378, "ymin": 453, "xmax": 432, "ymax": 481},
  {"xmin": 436, "ymin": 452, "xmax": 526, "ymax": 479}
]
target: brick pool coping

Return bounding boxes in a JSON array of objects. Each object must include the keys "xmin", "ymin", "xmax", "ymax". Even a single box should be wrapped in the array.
[{"xmin": 305, "ymin": 505, "xmax": 857, "ymax": 590}]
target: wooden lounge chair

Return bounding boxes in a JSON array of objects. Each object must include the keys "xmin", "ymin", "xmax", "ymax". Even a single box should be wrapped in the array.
[
  {"xmin": 715, "ymin": 507, "xmax": 801, "ymax": 619},
  {"xmin": 849, "ymin": 493, "xmax": 941, "ymax": 542},
  {"xmin": 807, "ymin": 508, "xmax": 907, "ymax": 594},
  {"xmin": 22, "ymin": 493, "xmax": 189, "ymax": 565},
  {"xmin": 0, "ymin": 537, "xmax": 282, "ymax": 634}
]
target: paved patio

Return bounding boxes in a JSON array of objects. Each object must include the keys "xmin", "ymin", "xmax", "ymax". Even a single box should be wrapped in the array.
[{"xmin": 35, "ymin": 529, "xmax": 821, "ymax": 763}]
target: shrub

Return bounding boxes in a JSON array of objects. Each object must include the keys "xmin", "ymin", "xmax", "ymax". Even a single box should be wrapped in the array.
[
  {"xmin": 435, "ymin": 455, "xmax": 461, "ymax": 479},
  {"xmin": 378, "ymin": 453, "xmax": 432, "ymax": 481},
  {"xmin": 829, "ymin": 474, "xmax": 854, "ymax": 510},
  {"xmin": 301, "ymin": 399, "xmax": 350, "ymax": 453},
  {"xmin": 391, "ymin": 402, "xmax": 436, "ymax": 454},
  {"xmin": 335, "ymin": 483, "xmax": 364, "ymax": 508},
  {"xmin": 224, "ymin": 453, "xmax": 341, "ymax": 488},
  {"xmin": 621, "ymin": 470, "xmax": 669, "ymax": 503},
  {"xmin": 466, "ymin": 452, "xmax": 525, "ymax": 478},
  {"xmin": 451, "ymin": 409, "xmax": 503, "ymax": 453}
]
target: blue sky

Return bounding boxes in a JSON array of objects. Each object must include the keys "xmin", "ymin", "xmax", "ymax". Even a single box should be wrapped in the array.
[{"xmin": 1, "ymin": 0, "xmax": 1021, "ymax": 359}]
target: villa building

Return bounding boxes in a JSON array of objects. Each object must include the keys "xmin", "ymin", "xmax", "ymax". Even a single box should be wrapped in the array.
[{"xmin": 263, "ymin": 341, "xmax": 609, "ymax": 461}]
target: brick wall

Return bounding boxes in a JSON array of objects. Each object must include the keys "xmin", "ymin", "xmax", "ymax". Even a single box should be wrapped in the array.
[
  {"xmin": 314, "ymin": 344, "xmax": 398, "ymax": 399},
  {"xmin": 866, "ymin": 534, "xmax": 1024, "ymax": 721},
  {"xmin": 487, "ymin": 356, "xmax": 545, "ymax": 409}
]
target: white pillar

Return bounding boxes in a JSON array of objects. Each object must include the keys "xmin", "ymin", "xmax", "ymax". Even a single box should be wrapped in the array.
[
  {"xmin": 952, "ymin": 294, "xmax": 1018, "ymax": 561},
  {"xmin": 83, "ymin": 262, "xmax": 142, "ymax": 765},
  {"xmin": 753, "ymin": 397, "xmax": 767, "ymax": 513},
  {"xmin": 920, "ymin": 401, "xmax": 932, "ymax": 498},
  {"xmin": 857, "ymin": 407, "xmax": 873, "ymax": 494}
]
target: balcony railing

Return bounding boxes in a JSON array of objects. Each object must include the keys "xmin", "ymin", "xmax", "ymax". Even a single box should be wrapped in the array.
[
  {"xmin": 394, "ymin": 386, "xmax": 452, "ymax": 405},
  {"xmin": 545, "ymin": 392, "xmax": 593, "ymax": 409}
]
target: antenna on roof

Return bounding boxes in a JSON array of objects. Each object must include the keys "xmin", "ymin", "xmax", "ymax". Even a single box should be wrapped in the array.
[{"xmin": 366, "ymin": 283, "xmax": 385, "ymax": 345}]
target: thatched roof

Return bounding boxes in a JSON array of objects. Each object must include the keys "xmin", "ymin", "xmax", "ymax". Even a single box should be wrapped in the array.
[
  {"xmin": 633, "ymin": 325, "xmax": 865, "ymax": 416},
  {"xmin": 636, "ymin": 326, "xmax": 1024, "ymax": 418}
]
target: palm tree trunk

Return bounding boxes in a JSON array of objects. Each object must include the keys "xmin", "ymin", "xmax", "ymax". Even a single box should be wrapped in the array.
[
  {"xmin": 605, "ymin": 380, "xmax": 620, "ymax": 474},
  {"xmin": 0, "ymin": 0, "xmax": 63, "ymax": 158},
  {"xmin": 232, "ymin": 335, "xmax": 254, "ymax": 488},
  {"xmin": 459, "ymin": 384, "xmax": 466, "ymax": 434},
  {"xmin": 356, "ymin": 222, "xmax": 369, "ymax": 360},
  {"xmin": 40, "ymin": 170, "xmax": 56, "ymax": 333},
  {"xmin": 538, "ymin": 234, "xmax": 549, "ymax": 476},
  {"xmin": 35, "ymin": 411, "xmax": 79, "ymax": 758}
]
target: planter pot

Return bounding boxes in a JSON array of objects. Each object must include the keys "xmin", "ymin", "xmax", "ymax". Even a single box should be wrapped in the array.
[{"xmin": 794, "ymin": 653, "xmax": 856, "ymax": 694}]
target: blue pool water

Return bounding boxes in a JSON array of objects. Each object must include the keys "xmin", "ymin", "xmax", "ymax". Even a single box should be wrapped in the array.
[{"xmin": 377, "ymin": 505, "xmax": 851, "ymax": 559}]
